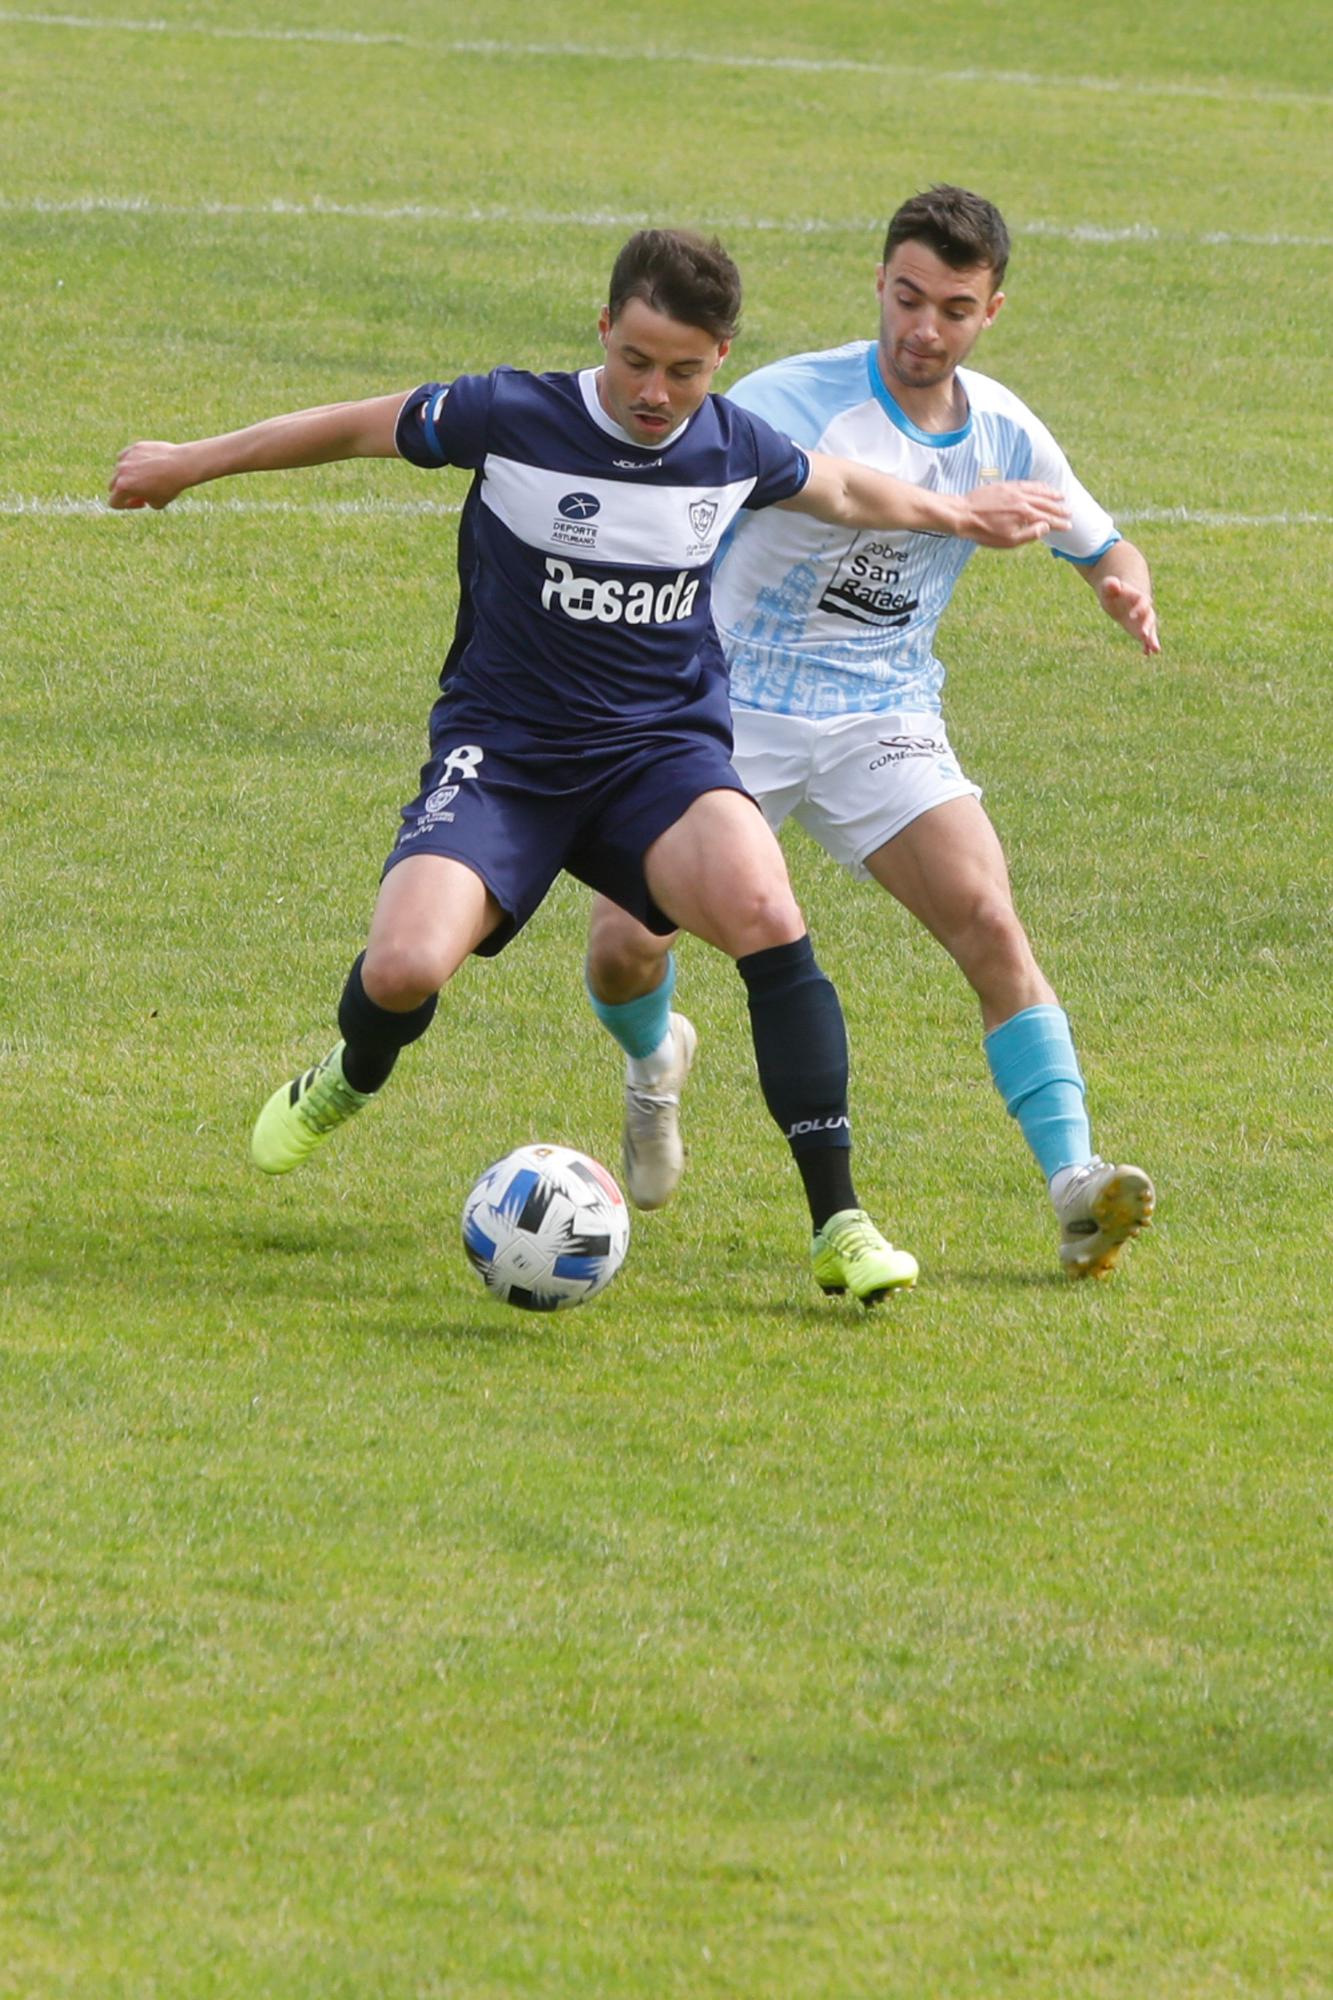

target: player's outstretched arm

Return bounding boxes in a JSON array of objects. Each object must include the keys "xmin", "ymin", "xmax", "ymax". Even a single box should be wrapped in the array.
[
  {"xmin": 108, "ymin": 392, "xmax": 410, "ymax": 511},
  {"xmin": 779, "ymin": 452, "xmax": 1073, "ymax": 547},
  {"xmin": 1083, "ymin": 539, "xmax": 1160, "ymax": 654}
]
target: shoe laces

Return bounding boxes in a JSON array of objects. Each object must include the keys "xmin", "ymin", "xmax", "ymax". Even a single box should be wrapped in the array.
[
  {"xmin": 296, "ymin": 1064, "xmax": 361, "ymax": 1134},
  {"xmin": 626, "ymin": 1083, "xmax": 677, "ymax": 1117},
  {"xmin": 1055, "ymin": 1160, "xmax": 1107, "ymax": 1231},
  {"xmin": 825, "ymin": 1209, "xmax": 882, "ymax": 1256}
]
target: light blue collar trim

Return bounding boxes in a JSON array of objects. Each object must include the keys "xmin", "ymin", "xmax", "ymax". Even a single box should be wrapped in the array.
[{"xmin": 867, "ymin": 347, "xmax": 972, "ymax": 448}]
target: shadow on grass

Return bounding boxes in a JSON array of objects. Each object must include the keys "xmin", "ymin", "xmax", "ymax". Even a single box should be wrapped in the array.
[
  {"xmin": 1, "ymin": 1199, "xmax": 576, "ymax": 1349},
  {"xmin": 929, "ymin": 1265, "xmax": 1070, "ymax": 1291},
  {"xmin": 389, "ymin": 1313, "xmax": 557, "ymax": 1347},
  {"xmin": 695, "ymin": 1263, "xmax": 1070, "ymax": 1329},
  {"xmin": 4, "ymin": 1194, "xmax": 1084, "ymax": 1354}
]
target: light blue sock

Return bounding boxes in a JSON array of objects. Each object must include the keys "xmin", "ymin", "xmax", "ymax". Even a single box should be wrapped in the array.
[
  {"xmin": 984, "ymin": 1004, "xmax": 1093, "ymax": 1182},
  {"xmin": 586, "ymin": 953, "xmax": 676, "ymax": 1061}
]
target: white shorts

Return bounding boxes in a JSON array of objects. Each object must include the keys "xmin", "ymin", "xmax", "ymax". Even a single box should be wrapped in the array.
[{"xmin": 731, "ymin": 706, "xmax": 982, "ymax": 882}]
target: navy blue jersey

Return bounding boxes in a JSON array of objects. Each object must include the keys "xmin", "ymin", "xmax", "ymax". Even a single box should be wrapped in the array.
[{"xmin": 395, "ymin": 367, "xmax": 810, "ymax": 732}]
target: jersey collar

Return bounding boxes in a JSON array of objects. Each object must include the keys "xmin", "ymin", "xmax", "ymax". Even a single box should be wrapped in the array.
[
  {"xmin": 578, "ymin": 368, "xmax": 693, "ymax": 452},
  {"xmin": 866, "ymin": 346, "xmax": 973, "ymax": 448}
]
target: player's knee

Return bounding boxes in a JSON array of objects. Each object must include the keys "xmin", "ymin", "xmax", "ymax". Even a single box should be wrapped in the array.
[
  {"xmin": 362, "ymin": 936, "xmax": 451, "ymax": 1009},
  {"xmin": 717, "ymin": 880, "xmax": 805, "ymax": 957},
  {"xmin": 956, "ymin": 897, "xmax": 1037, "ymax": 982}
]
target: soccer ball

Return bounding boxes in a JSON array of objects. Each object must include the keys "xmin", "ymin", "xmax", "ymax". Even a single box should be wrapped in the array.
[{"xmin": 461, "ymin": 1143, "xmax": 630, "ymax": 1311}]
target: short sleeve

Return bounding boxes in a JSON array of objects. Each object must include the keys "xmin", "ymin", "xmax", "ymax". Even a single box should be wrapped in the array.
[
  {"xmin": 1022, "ymin": 412, "xmax": 1120, "ymax": 567},
  {"xmin": 395, "ymin": 373, "xmax": 495, "ymax": 471},
  {"xmin": 732, "ymin": 406, "xmax": 811, "ymax": 510}
]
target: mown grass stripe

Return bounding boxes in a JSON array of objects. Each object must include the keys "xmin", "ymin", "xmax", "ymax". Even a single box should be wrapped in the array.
[
  {"xmin": 6, "ymin": 497, "xmax": 1327, "ymax": 529},
  {"xmin": 2, "ymin": 193, "xmax": 1329, "ymax": 251},
  {"xmin": 2, "ymin": 11, "xmax": 1327, "ymax": 108}
]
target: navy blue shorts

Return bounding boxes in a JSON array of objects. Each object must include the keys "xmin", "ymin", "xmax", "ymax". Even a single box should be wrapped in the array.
[{"xmin": 383, "ymin": 698, "xmax": 750, "ymax": 956}]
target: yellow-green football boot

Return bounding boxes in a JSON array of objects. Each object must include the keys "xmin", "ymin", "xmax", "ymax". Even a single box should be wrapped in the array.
[
  {"xmin": 250, "ymin": 1041, "xmax": 372, "ymax": 1175},
  {"xmin": 811, "ymin": 1208, "xmax": 918, "ymax": 1306}
]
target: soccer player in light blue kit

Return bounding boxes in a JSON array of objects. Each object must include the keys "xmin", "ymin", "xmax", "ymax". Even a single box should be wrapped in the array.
[
  {"xmin": 110, "ymin": 227, "xmax": 1070, "ymax": 1305},
  {"xmin": 586, "ymin": 189, "xmax": 1158, "ymax": 1280}
]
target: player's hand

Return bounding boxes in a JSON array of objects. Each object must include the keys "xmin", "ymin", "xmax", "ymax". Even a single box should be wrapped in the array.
[
  {"xmin": 108, "ymin": 441, "xmax": 191, "ymax": 511},
  {"xmin": 958, "ymin": 480, "xmax": 1072, "ymax": 549},
  {"xmin": 1099, "ymin": 573, "xmax": 1161, "ymax": 654}
]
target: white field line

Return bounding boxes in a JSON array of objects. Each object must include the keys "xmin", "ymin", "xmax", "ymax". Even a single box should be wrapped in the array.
[
  {"xmin": 2, "ymin": 193, "xmax": 1329, "ymax": 252},
  {"xmin": 1120, "ymin": 507, "xmax": 1331, "ymax": 529},
  {"xmin": 1, "ymin": 11, "xmax": 1327, "ymax": 110},
  {"xmin": 0, "ymin": 495, "xmax": 465, "ymax": 517},
  {"xmin": 4, "ymin": 497, "xmax": 1327, "ymax": 531}
]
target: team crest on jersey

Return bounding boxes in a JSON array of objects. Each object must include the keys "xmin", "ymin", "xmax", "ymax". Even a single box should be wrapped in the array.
[{"xmin": 688, "ymin": 498, "xmax": 718, "ymax": 540}]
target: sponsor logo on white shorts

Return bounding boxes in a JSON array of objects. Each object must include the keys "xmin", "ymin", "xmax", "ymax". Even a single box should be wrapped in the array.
[{"xmin": 868, "ymin": 734, "xmax": 940, "ymax": 771}]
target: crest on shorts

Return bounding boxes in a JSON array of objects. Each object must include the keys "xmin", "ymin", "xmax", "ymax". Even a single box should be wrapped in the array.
[{"xmin": 688, "ymin": 498, "xmax": 718, "ymax": 541}]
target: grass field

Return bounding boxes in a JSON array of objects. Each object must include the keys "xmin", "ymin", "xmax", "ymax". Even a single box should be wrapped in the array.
[{"xmin": 2, "ymin": 3, "xmax": 1331, "ymax": 1994}]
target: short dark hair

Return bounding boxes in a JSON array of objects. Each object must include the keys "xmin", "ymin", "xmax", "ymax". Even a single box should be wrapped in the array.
[
  {"xmin": 883, "ymin": 185, "xmax": 1010, "ymax": 288},
  {"xmin": 608, "ymin": 229, "xmax": 742, "ymax": 342}
]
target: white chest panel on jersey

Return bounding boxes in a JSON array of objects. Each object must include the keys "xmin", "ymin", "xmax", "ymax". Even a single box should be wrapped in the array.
[{"xmin": 480, "ymin": 456, "xmax": 758, "ymax": 571}]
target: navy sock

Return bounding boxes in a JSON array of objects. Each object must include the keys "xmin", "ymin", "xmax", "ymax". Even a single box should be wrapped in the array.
[
  {"xmin": 796, "ymin": 1149, "xmax": 858, "ymax": 1232},
  {"xmin": 337, "ymin": 953, "xmax": 439, "ymax": 1094},
  {"xmin": 737, "ymin": 935, "xmax": 856, "ymax": 1228}
]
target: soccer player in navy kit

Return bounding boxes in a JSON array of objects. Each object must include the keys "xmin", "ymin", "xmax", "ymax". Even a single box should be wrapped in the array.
[
  {"xmin": 585, "ymin": 194, "xmax": 1159, "ymax": 1281},
  {"xmin": 109, "ymin": 227, "xmax": 1070, "ymax": 1305}
]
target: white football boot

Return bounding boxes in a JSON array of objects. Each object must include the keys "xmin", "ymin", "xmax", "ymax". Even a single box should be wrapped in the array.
[
  {"xmin": 622, "ymin": 1013, "xmax": 697, "ymax": 1210},
  {"xmin": 1054, "ymin": 1159, "xmax": 1155, "ymax": 1279}
]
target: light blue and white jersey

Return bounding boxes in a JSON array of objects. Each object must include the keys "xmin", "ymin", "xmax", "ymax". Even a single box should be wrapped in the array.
[{"xmin": 716, "ymin": 341, "xmax": 1119, "ymax": 717}]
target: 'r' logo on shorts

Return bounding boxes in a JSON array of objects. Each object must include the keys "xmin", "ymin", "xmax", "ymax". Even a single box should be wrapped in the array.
[{"xmin": 439, "ymin": 744, "xmax": 484, "ymax": 782}]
